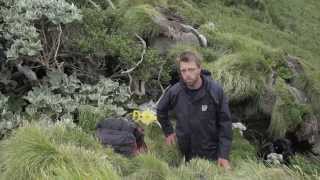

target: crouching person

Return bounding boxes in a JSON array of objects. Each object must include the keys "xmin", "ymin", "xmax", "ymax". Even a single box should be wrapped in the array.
[
  {"xmin": 157, "ymin": 51, "xmax": 232, "ymax": 169},
  {"xmin": 96, "ymin": 117, "xmax": 147, "ymax": 156}
]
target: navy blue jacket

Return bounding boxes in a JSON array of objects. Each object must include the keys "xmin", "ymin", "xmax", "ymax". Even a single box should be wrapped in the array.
[{"xmin": 157, "ymin": 75, "xmax": 232, "ymax": 160}]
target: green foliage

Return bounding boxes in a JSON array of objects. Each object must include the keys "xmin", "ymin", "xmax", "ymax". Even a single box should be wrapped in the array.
[
  {"xmin": 167, "ymin": 0, "xmax": 207, "ymax": 26},
  {"xmin": 205, "ymin": 52, "xmax": 269, "ymax": 102},
  {"xmin": 0, "ymin": 93, "xmax": 22, "ymax": 138},
  {"xmin": 169, "ymin": 157, "xmax": 304, "ymax": 180},
  {"xmin": 1, "ymin": 0, "xmax": 82, "ymax": 59},
  {"xmin": 303, "ymin": 70, "xmax": 320, "ymax": 118},
  {"xmin": 42, "ymin": 144, "xmax": 120, "ymax": 180},
  {"xmin": 24, "ymin": 86, "xmax": 77, "ymax": 121},
  {"xmin": 0, "ymin": 120, "xmax": 315, "ymax": 179},
  {"xmin": 168, "ymin": 158, "xmax": 218, "ymax": 180},
  {"xmin": 125, "ymin": 153, "xmax": 170, "ymax": 180},
  {"xmin": 269, "ymin": 78, "xmax": 309, "ymax": 138},
  {"xmin": 24, "ymin": 72, "xmax": 130, "ymax": 124},
  {"xmin": 77, "ymin": 8, "xmax": 126, "ymax": 55},
  {"xmin": 167, "ymin": 44, "xmax": 201, "ymax": 61},
  {"xmin": 0, "ymin": 123, "xmax": 64, "ymax": 180},
  {"xmin": 290, "ymin": 154, "xmax": 320, "ymax": 179},
  {"xmin": 121, "ymin": 5, "xmax": 161, "ymax": 40},
  {"xmin": 103, "ymin": 148, "xmax": 136, "ymax": 176},
  {"xmin": 77, "ymin": 8, "xmax": 164, "ymax": 81},
  {"xmin": 144, "ymin": 123, "xmax": 183, "ymax": 166},
  {"xmin": 1, "ymin": 0, "xmax": 320, "ymax": 179},
  {"xmin": 231, "ymin": 129, "xmax": 256, "ymax": 161},
  {"xmin": 223, "ymin": 0, "xmax": 267, "ymax": 11},
  {"xmin": 78, "ymin": 105, "xmax": 105, "ymax": 133},
  {"xmin": 118, "ymin": 0, "xmax": 168, "ymax": 7},
  {"xmin": 47, "ymin": 119, "xmax": 102, "ymax": 150},
  {"xmin": 0, "ymin": 121, "xmax": 120, "ymax": 180}
]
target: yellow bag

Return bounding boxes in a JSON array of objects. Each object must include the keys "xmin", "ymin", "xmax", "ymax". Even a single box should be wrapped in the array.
[{"xmin": 132, "ymin": 110, "xmax": 157, "ymax": 125}]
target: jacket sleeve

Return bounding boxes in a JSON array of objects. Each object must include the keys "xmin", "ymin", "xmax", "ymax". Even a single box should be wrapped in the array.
[
  {"xmin": 217, "ymin": 88, "xmax": 232, "ymax": 160},
  {"xmin": 156, "ymin": 88, "xmax": 175, "ymax": 136}
]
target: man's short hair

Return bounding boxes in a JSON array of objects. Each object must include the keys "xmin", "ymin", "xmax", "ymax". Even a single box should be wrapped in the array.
[{"xmin": 176, "ymin": 51, "xmax": 203, "ymax": 68}]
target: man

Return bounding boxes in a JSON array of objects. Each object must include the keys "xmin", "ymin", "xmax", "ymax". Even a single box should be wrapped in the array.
[{"xmin": 157, "ymin": 51, "xmax": 232, "ymax": 169}]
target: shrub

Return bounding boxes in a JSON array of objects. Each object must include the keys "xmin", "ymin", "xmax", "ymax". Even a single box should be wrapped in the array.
[
  {"xmin": 1, "ymin": 0, "xmax": 81, "ymax": 60},
  {"xmin": 0, "ymin": 93, "xmax": 22, "ymax": 138}
]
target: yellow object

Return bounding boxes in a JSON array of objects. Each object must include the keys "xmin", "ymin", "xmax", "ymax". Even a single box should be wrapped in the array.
[{"xmin": 132, "ymin": 110, "xmax": 157, "ymax": 125}]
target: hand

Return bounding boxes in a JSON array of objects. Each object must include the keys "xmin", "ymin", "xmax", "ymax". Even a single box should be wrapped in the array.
[
  {"xmin": 218, "ymin": 158, "xmax": 231, "ymax": 170},
  {"xmin": 165, "ymin": 133, "xmax": 176, "ymax": 145}
]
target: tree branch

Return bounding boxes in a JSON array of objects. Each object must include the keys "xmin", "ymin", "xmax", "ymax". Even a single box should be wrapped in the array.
[
  {"xmin": 128, "ymin": 73, "xmax": 133, "ymax": 95},
  {"xmin": 180, "ymin": 24, "xmax": 207, "ymax": 47},
  {"xmin": 157, "ymin": 63, "xmax": 165, "ymax": 93},
  {"xmin": 156, "ymin": 85, "xmax": 171, "ymax": 106},
  {"xmin": 106, "ymin": 0, "xmax": 115, "ymax": 9},
  {"xmin": 54, "ymin": 24, "xmax": 63, "ymax": 72},
  {"xmin": 121, "ymin": 34, "xmax": 146, "ymax": 74},
  {"xmin": 87, "ymin": 0, "xmax": 101, "ymax": 9}
]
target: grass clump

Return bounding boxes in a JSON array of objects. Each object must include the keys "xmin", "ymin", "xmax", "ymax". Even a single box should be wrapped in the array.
[
  {"xmin": 78, "ymin": 104, "xmax": 105, "ymax": 133},
  {"xmin": 205, "ymin": 52, "xmax": 269, "ymax": 102},
  {"xmin": 124, "ymin": 153, "xmax": 170, "ymax": 180},
  {"xmin": 269, "ymin": 78, "xmax": 309, "ymax": 138},
  {"xmin": 0, "ymin": 124, "xmax": 63, "ymax": 180},
  {"xmin": 231, "ymin": 129, "xmax": 256, "ymax": 162},
  {"xmin": 144, "ymin": 123, "xmax": 183, "ymax": 166},
  {"xmin": 0, "ymin": 122, "xmax": 120, "ymax": 180}
]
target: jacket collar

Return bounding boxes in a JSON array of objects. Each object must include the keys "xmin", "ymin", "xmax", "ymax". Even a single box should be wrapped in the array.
[{"xmin": 180, "ymin": 74, "xmax": 209, "ymax": 103}]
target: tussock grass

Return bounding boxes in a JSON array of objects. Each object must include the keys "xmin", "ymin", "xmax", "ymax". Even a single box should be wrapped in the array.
[
  {"xmin": 205, "ymin": 52, "xmax": 269, "ymax": 102},
  {"xmin": 144, "ymin": 123, "xmax": 183, "ymax": 166},
  {"xmin": 78, "ymin": 104, "xmax": 105, "ymax": 133},
  {"xmin": 231, "ymin": 129, "xmax": 256, "ymax": 162},
  {"xmin": 0, "ymin": 124, "xmax": 64, "ymax": 180},
  {"xmin": 0, "ymin": 122, "xmax": 317, "ymax": 179},
  {"xmin": 269, "ymin": 78, "xmax": 308, "ymax": 138},
  {"xmin": 0, "ymin": 122, "xmax": 120, "ymax": 180},
  {"xmin": 124, "ymin": 153, "xmax": 170, "ymax": 180}
]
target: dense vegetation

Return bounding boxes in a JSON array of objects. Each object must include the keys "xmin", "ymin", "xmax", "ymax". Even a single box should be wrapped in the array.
[{"xmin": 0, "ymin": 0, "xmax": 320, "ymax": 179}]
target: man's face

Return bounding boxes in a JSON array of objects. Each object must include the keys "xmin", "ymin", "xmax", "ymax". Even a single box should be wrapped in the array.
[{"xmin": 179, "ymin": 61, "xmax": 201, "ymax": 87}]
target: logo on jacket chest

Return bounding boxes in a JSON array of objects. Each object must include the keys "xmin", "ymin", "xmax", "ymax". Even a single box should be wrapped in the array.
[{"xmin": 201, "ymin": 104, "xmax": 208, "ymax": 112}]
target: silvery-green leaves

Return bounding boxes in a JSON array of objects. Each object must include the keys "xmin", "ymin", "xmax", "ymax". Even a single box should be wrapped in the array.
[
  {"xmin": 0, "ymin": 93, "xmax": 22, "ymax": 137},
  {"xmin": 24, "ymin": 87, "xmax": 78, "ymax": 120},
  {"xmin": 24, "ymin": 73, "xmax": 130, "ymax": 122},
  {"xmin": 1, "ymin": 0, "xmax": 82, "ymax": 60}
]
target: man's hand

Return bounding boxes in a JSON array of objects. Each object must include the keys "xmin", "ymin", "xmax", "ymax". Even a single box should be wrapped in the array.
[
  {"xmin": 218, "ymin": 158, "xmax": 231, "ymax": 170},
  {"xmin": 165, "ymin": 133, "xmax": 176, "ymax": 145}
]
